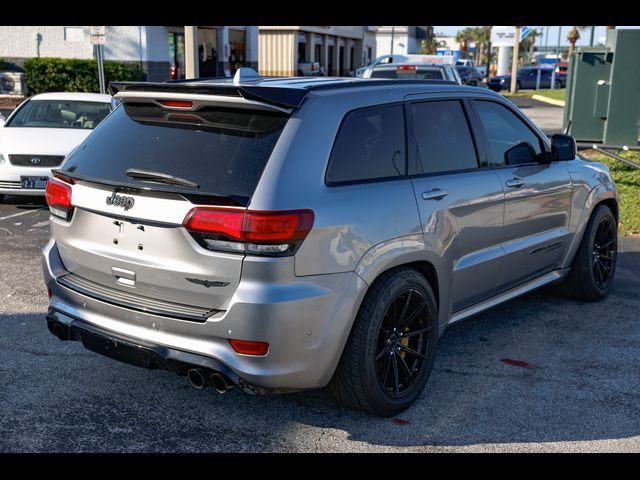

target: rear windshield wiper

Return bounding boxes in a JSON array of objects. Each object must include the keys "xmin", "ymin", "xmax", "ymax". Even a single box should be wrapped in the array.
[{"xmin": 126, "ymin": 169, "xmax": 199, "ymax": 189}]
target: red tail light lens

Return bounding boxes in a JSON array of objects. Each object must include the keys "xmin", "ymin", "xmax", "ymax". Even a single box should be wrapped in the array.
[
  {"xmin": 159, "ymin": 100, "xmax": 193, "ymax": 108},
  {"xmin": 45, "ymin": 177, "xmax": 73, "ymax": 221},
  {"xmin": 229, "ymin": 339, "xmax": 269, "ymax": 356},
  {"xmin": 397, "ymin": 65, "xmax": 417, "ymax": 71},
  {"xmin": 183, "ymin": 208, "xmax": 314, "ymax": 256}
]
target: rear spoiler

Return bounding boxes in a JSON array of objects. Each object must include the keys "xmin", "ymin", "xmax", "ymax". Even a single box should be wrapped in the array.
[{"xmin": 109, "ymin": 81, "xmax": 309, "ymax": 111}]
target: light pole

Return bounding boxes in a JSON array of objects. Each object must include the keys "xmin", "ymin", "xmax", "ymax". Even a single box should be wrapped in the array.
[
  {"xmin": 556, "ymin": 25, "xmax": 562, "ymax": 60},
  {"xmin": 390, "ymin": 26, "xmax": 395, "ymax": 56},
  {"xmin": 590, "ymin": 26, "xmax": 596, "ymax": 46},
  {"xmin": 510, "ymin": 26, "xmax": 521, "ymax": 94}
]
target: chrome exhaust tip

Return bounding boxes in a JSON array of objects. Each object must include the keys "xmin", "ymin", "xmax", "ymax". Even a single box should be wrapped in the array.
[
  {"xmin": 187, "ymin": 368, "xmax": 207, "ymax": 389},
  {"xmin": 210, "ymin": 372, "xmax": 234, "ymax": 394}
]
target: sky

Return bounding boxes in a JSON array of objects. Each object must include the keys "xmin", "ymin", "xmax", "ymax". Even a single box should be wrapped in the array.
[{"xmin": 433, "ymin": 26, "xmax": 640, "ymax": 46}]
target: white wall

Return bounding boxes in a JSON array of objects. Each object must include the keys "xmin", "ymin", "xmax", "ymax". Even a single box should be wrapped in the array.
[
  {"xmin": 0, "ymin": 26, "xmax": 170, "ymax": 63},
  {"xmin": 376, "ymin": 33, "xmax": 409, "ymax": 56}
]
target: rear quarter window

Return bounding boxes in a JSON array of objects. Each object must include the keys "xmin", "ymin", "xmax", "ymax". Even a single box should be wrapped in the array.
[{"xmin": 326, "ymin": 104, "xmax": 406, "ymax": 185}]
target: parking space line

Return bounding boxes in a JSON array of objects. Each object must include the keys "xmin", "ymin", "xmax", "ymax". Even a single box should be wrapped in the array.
[{"xmin": 0, "ymin": 208, "xmax": 46, "ymax": 222}]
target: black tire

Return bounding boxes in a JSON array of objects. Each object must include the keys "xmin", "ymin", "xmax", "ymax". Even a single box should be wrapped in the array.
[
  {"xmin": 516, "ymin": 80, "xmax": 522, "ymax": 92},
  {"xmin": 555, "ymin": 79, "xmax": 562, "ymax": 89},
  {"xmin": 329, "ymin": 268, "xmax": 438, "ymax": 416},
  {"xmin": 555, "ymin": 204, "xmax": 617, "ymax": 301}
]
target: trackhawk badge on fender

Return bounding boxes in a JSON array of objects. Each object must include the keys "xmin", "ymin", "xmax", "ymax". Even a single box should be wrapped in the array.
[{"xmin": 106, "ymin": 191, "xmax": 135, "ymax": 211}]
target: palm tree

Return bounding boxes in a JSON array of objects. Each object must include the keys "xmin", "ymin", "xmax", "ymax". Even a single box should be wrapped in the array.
[
  {"xmin": 470, "ymin": 26, "xmax": 490, "ymax": 66},
  {"xmin": 520, "ymin": 28, "xmax": 541, "ymax": 66},
  {"xmin": 420, "ymin": 38, "xmax": 438, "ymax": 55},
  {"xmin": 455, "ymin": 27, "xmax": 474, "ymax": 58},
  {"xmin": 567, "ymin": 26, "xmax": 587, "ymax": 57}
]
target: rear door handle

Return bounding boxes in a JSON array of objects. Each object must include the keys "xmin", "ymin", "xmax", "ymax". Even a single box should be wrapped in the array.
[
  {"xmin": 422, "ymin": 188, "xmax": 449, "ymax": 201},
  {"xmin": 505, "ymin": 177, "xmax": 526, "ymax": 188}
]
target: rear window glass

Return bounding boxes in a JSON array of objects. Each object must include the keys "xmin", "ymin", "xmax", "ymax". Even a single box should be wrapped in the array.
[
  {"xmin": 370, "ymin": 68, "xmax": 444, "ymax": 80},
  {"xmin": 326, "ymin": 104, "xmax": 405, "ymax": 185},
  {"xmin": 60, "ymin": 104, "xmax": 289, "ymax": 198}
]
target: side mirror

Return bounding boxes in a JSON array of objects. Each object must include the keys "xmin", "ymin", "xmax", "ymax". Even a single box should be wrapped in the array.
[
  {"xmin": 551, "ymin": 134, "xmax": 576, "ymax": 161},
  {"xmin": 504, "ymin": 141, "xmax": 537, "ymax": 165},
  {"xmin": 468, "ymin": 79, "xmax": 478, "ymax": 87}
]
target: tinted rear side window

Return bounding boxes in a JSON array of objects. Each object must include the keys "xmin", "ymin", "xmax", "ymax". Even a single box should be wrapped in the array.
[
  {"xmin": 326, "ymin": 104, "xmax": 405, "ymax": 185},
  {"xmin": 61, "ymin": 104, "xmax": 288, "ymax": 198},
  {"xmin": 408, "ymin": 100, "xmax": 478, "ymax": 175}
]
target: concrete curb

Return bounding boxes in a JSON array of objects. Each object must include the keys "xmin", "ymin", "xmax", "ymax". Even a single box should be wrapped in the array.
[{"xmin": 532, "ymin": 94, "xmax": 566, "ymax": 107}]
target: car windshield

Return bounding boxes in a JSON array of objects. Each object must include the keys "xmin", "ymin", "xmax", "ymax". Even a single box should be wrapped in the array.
[
  {"xmin": 370, "ymin": 67, "xmax": 444, "ymax": 80},
  {"xmin": 6, "ymin": 100, "xmax": 111, "ymax": 129}
]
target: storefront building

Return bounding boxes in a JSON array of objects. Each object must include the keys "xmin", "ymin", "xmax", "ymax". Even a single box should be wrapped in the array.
[
  {"xmin": 0, "ymin": 26, "xmax": 259, "ymax": 82},
  {"xmin": 258, "ymin": 26, "xmax": 377, "ymax": 77}
]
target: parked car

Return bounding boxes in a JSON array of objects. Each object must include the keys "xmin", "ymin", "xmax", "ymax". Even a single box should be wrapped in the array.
[
  {"xmin": 0, "ymin": 92, "xmax": 113, "ymax": 202},
  {"xmin": 454, "ymin": 65, "xmax": 485, "ymax": 86},
  {"xmin": 456, "ymin": 59, "xmax": 475, "ymax": 68},
  {"xmin": 43, "ymin": 71, "xmax": 618, "ymax": 416},
  {"xmin": 369, "ymin": 63, "xmax": 462, "ymax": 84},
  {"xmin": 356, "ymin": 54, "xmax": 455, "ymax": 78},
  {"xmin": 488, "ymin": 67, "xmax": 566, "ymax": 91},
  {"xmin": 297, "ymin": 62, "xmax": 322, "ymax": 76}
]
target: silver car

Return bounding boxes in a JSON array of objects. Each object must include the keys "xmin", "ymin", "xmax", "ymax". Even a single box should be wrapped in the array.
[{"xmin": 43, "ymin": 70, "xmax": 618, "ymax": 416}]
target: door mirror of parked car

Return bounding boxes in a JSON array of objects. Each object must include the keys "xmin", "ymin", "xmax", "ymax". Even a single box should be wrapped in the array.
[
  {"xmin": 504, "ymin": 141, "xmax": 538, "ymax": 165},
  {"xmin": 551, "ymin": 134, "xmax": 576, "ymax": 161},
  {"xmin": 468, "ymin": 79, "xmax": 478, "ymax": 87}
]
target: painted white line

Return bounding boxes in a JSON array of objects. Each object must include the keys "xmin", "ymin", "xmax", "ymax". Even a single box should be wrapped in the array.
[
  {"xmin": 0, "ymin": 208, "xmax": 46, "ymax": 222},
  {"xmin": 532, "ymin": 94, "xmax": 566, "ymax": 107}
]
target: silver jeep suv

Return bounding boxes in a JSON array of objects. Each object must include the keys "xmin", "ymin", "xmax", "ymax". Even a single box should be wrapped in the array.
[{"xmin": 43, "ymin": 71, "xmax": 618, "ymax": 416}]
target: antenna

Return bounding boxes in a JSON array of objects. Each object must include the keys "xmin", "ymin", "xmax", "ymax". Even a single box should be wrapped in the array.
[{"xmin": 233, "ymin": 67, "xmax": 261, "ymax": 85}]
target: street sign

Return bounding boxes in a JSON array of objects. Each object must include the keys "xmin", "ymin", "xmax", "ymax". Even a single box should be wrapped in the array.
[
  {"xmin": 520, "ymin": 26, "xmax": 531, "ymax": 41},
  {"xmin": 90, "ymin": 35, "xmax": 105, "ymax": 45},
  {"xmin": 491, "ymin": 26, "xmax": 516, "ymax": 46},
  {"xmin": 89, "ymin": 26, "xmax": 106, "ymax": 36}
]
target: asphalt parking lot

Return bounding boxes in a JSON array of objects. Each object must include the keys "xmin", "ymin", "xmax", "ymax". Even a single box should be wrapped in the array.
[{"xmin": 0, "ymin": 194, "xmax": 639, "ymax": 452}]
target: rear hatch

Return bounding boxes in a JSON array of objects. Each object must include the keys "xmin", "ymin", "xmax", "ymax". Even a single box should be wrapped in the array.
[{"xmin": 50, "ymin": 94, "xmax": 290, "ymax": 318}]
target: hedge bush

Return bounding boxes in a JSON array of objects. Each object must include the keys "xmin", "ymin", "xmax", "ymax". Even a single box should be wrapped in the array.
[
  {"xmin": 23, "ymin": 57, "xmax": 145, "ymax": 95},
  {"xmin": 0, "ymin": 58, "xmax": 6, "ymax": 70}
]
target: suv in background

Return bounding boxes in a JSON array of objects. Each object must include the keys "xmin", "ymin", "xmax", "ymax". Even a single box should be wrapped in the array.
[
  {"xmin": 369, "ymin": 63, "xmax": 462, "ymax": 84},
  {"xmin": 43, "ymin": 70, "xmax": 618, "ymax": 416}
]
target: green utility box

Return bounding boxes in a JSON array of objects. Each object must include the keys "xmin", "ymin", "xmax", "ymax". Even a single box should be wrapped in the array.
[{"xmin": 564, "ymin": 29, "xmax": 640, "ymax": 146}]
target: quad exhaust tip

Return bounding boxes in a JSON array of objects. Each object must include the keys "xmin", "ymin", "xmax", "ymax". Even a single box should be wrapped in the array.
[{"xmin": 187, "ymin": 368, "xmax": 234, "ymax": 394}]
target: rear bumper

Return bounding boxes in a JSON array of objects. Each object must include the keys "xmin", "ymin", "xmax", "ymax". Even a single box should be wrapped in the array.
[{"xmin": 42, "ymin": 239, "xmax": 368, "ymax": 391}]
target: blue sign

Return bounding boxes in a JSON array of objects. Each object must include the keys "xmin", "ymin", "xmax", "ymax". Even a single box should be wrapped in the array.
[{"xmin": 520, "ymin": 26, "xmax": 531, "ymax": 42}]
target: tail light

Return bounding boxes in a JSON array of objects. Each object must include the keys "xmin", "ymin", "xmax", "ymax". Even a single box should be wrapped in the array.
[
  {"xmin": 183, "ymin": 208, "xmax": 314, "ymax": 256},
  {"xmin": 397, "ymin": 65, "xmax": 417, "ymax": 71},
  {"xmin": 45, "ymin": 177, "xmax": 73, "ymax": 221}
]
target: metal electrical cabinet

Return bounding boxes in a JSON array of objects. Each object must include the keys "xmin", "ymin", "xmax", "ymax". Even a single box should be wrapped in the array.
[{"xmin": 564, "ymin": 29, "xmax": 640, "ymax": 146}]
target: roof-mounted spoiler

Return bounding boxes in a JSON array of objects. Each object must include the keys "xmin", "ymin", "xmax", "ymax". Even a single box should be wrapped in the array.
[{"xmin": 109, "ymin": 81, "xmax": 309, "ymax": 111}]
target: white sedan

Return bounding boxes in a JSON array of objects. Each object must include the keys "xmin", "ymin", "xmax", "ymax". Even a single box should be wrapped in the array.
[{"xmin": 0, "ymin": 92, "xmax": 113, "ymax": 201}]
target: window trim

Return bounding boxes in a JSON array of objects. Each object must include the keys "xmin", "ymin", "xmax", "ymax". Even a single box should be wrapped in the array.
[
  {"xmin": 324, "ymin": 102, "xmax": 408, "ymax": 187},
  {"xmin": 466, "ymin": 98, "xmax": 551, "ymax": 168},
  {"xmin": 405, "ymin": 98, "xmax": 482, "ymax": 179}
]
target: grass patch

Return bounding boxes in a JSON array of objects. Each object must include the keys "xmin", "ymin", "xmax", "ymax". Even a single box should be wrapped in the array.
[{"xmin": 581, "ymin": 150, "xmax": 640, "ymax": 236}]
